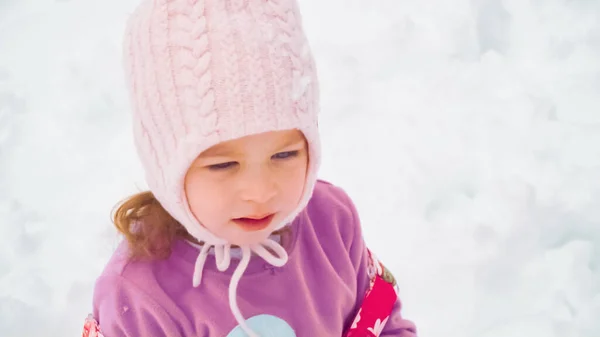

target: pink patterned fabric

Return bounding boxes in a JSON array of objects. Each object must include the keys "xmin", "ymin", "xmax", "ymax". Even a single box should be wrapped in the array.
[
  {"xmin": 82, "ymin": 314, "xmax": 104, "ymax": 337},
  {"xmin": 344, "ymin": 249, "xmax": 399, "ymax": 337}
]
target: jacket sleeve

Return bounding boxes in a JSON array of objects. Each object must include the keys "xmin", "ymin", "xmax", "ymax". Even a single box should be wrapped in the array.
[
  {"xmin": 92, "ymin": 273, "xmax": 184, "ymax": 337},
  {"xmin": 343, "ymin": 191, "xmax": 418, "ymax": 336}
]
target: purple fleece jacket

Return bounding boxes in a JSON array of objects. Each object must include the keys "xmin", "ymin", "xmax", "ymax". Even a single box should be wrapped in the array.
[{"xmin": 93, "ymin": 180, "xmax": 417, "ymax": 336}]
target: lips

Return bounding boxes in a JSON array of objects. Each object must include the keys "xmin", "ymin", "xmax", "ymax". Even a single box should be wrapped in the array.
[{"xmin": 232, "ymin": 213, "xmax": 275, "ymax": 231}]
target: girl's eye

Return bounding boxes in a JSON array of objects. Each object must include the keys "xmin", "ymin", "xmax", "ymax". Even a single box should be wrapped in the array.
[
  {"xmin": 208, "ymin": 162, "xmax": 237, "ymax": 170},
  {"xmin": 272, "ymin": 151, "xmax": 299, "ymax": 160}
]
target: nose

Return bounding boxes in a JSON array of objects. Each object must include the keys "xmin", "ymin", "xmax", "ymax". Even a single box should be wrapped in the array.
[{"xmin": 237, "ymin": 166, "xmax": 277, "ymax": 204}]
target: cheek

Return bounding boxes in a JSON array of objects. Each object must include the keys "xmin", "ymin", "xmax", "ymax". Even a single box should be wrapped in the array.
[
  {"xmin": 281, "ymin": 160, "xmax": 308, "ymax": 198},
  {"xmin": 184, "ymin": 173, "xmax": 223, "ymax": 219},
  {"xmin": 185, "ymin": 172, "xmax": 203, "ymax": 201}
]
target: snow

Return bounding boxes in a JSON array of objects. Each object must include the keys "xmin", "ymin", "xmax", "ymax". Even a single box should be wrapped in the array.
[{"xmin": 1, "ymin": 0, "xmax": 599, "ymax": 336}]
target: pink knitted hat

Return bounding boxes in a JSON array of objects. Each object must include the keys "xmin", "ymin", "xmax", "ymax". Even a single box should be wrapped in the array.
[{"xmin": 123, "ymin": 0, "xmax": 319, "ymax": 334}]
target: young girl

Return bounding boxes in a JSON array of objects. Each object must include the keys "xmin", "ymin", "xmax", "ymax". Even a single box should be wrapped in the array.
[{"xmin": 85, "ymin": 0, "xmax": 417, "ymax": 336}]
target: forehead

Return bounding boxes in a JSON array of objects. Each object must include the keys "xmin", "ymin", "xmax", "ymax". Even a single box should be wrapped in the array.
[{"xmin": 199, "ymin": 129, "xmax": 306, "ymax": 157}]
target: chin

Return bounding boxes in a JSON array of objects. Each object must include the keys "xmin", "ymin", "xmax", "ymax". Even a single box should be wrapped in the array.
[{"xmin": 227, "ymin": 230, "xmax": 270, "ymax": 246}]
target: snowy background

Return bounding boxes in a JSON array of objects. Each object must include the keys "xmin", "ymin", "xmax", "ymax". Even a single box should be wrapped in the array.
[{"xmin": 1, "ymin": 0, "xmax": 599, "ymax": 336}]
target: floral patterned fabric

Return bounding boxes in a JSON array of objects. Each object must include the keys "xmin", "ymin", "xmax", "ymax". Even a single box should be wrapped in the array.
[
  {"xmin": 82, "ymin": 314, "xmax": 104, "ymax": 337},
  {"xmin": 344, "ymin": 249, "xmax": 398, "ymax": 337}
]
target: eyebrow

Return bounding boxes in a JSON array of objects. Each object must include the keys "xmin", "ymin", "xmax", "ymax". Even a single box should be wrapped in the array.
[
  {"xmin": 201, "ymin": 136, "xmax": 305, "ymax": 158},
  {"xmin": 200, "ymin": 146, "xmax": 237, "ymax": 158},
  {"xmin": 278, "ymin": 137, "xmax": 306, "ymax": 150}
]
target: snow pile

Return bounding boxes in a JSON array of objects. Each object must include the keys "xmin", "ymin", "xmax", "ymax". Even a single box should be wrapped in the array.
[{"xmin": 1, "ymin": 0, "xmax": 598, "ymax": 336}]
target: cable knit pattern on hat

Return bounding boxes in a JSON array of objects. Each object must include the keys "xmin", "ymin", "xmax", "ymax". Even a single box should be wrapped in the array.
[{"xmin": 122, "ymin": 0, "xmax": 320, "ymax": 335}]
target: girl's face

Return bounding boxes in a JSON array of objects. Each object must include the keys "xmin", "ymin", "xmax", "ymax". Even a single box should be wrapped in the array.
[{"xmin": 184, "ymin": 129, "xmax": 309, "ymax": 245}]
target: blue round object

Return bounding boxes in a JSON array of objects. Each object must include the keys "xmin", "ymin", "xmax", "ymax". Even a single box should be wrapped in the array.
[{"xmin": 226, "ymin": 314, "xmax": 296, "ymax": 337}]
